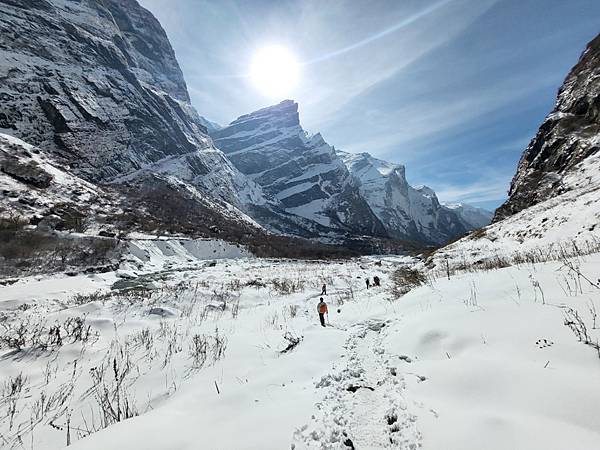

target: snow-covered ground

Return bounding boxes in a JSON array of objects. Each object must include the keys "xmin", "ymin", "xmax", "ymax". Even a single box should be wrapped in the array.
[
  {"xmin": 431, "ymin": 152, "xmax": 600, "ymax": 272},
  {"xmin": 1, "ymin": 245, "xmax": 599, "ymax": 449}
]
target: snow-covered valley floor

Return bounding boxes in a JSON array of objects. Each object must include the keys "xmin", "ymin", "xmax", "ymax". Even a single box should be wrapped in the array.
[{"xmin": 1, "ymin": 249, "xmax": 600, "ymax": 449}]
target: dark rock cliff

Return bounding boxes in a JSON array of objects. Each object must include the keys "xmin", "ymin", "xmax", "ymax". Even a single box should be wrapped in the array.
[{"xmin": 495, "ymin": 33, "xmax": 600, "ymax": 220}]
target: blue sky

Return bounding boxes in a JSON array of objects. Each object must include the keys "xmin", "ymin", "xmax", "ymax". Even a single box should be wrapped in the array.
[{"xmin": 138, "ymin": 0, "xmax": 600, "ymax": 210}]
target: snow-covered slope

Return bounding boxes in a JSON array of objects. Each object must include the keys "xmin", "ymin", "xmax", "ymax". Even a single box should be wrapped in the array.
[
  {"xmin": 430, "ymin": 34, "xmax": 600, "ymax": 271},
  {"xmin": 212, "ymin": 101, "xmax": 387, "ymax": 237},
  {"xmin": 0, "ymin": 0, "xmax": 271, "ymax": 212},
  {"xmin": 0, "ymin": 133, "xmax": 120, "ymax": 226},
  {"xmin": 339, "ymin": 151, "xmax": 487, "ymax": 244},
  {"xmin": 431, "ymin": 152, "xmax": 600, "ymax": 271},
  {"xmin": 496, "ymin": 32, "xmax": 600, "ymax": 220},
  {"xmin": 0, "ymin": 130, "xmax": 265, "ymax": 228}
]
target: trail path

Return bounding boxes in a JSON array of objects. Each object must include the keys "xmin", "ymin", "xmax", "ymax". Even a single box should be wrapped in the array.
[{"xmin": 294, "ymin": 317, "xmax": 421, "ymax": 449}]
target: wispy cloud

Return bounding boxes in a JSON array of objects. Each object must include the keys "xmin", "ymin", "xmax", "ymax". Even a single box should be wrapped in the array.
[{"xmin": 434, "ymin": 178, "xmax": 509, "ymax": 204}]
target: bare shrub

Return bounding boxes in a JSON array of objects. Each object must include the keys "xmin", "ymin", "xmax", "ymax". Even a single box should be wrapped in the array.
[
  {"xmin": 589, "ymin": 300, "xmax": 598, "ymax": 329},
  {"xmin": 210, "ymin": 287, "xmax": 235, "ymax": 311},
  {"xmin": 0, "ymin": 315, "xmax": 94, "ymax": 353},
  {"xmin": 288, "ymin": 304, "xmax": 299, "ymax": 318},
  {"xmin": 2, "ymin": 372, "xmax": 28, "ymax": 430},
  {"xmin": 390, "ymin": 267, "xmax": 427, "ymax": 299},
  {"xmin": 231, "ymin": 298, "xmax": 240, "ymax": 319},
  {"xmin": 87, "ymin": 350, "xmax": 138, "ymax": 429},
  {"xmin": 189, "ymin": 334, "xmax": 208, "ymax": 369},
  {"xmin": 0, "ymin": 320, "xmax": 28, "ymax": 351},
  {"xmin": 245, "ymin": 279, "xmax": 267, "ymax": 288},
  {"xmin": 131, "ymin": 328, "xmax": 154, "ymax": 352},
  {"xmin": 469, "ymin": 228, "xmax": 487, "ymax": 240},
  {"xmin": 72, "ymin": 290, "xmax": 109, "ymax": 305},
  {"xmin": 188, "ymin": 329, "xmax": 227, "ymax": 369},
  {"xmin": 271, "ymin": 278, "xmax": 305, "ymax": 295},
  {"xmin": 159, "ymin": 323, "xmax": 182, "ymax": 368},
  {"xmin": 63, "ymin": 316, "xmax": 93, "ymax": 343},
  {"xmin": 280, "ymin": 332, "xmax": 302, "ymax": 353},
  {"xmin": 564, "ymin": 307, "xmax": 600, "ymax": 358},
  {"xmin": 212, "ymin": 328, "xmax": 227, "ymax": 362}
]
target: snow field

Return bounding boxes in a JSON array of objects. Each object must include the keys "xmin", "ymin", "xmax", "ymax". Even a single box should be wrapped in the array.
[{"xmin": 0, "ymin": 249, "xmax": 599, "ymax": 449}]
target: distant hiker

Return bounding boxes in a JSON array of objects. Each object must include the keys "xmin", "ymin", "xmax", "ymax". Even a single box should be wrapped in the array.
[
  {"xmin": 373, "ymin": 276, "xmax": 380, "ymax": 287},
  {"xmin": 321, "ymin": 284, "xmax": 327, "ymax": 295},
  {"xmin": 317, "ymin": 297, "xmax": 328, "ymax": 327},
  {"xmin": 365, "ymin": 278, "xmax": 370, "ymax": 289}
]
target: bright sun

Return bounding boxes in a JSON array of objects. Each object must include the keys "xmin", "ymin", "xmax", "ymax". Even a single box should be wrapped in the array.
[{"xmin": 250, "ymin": 45, "xmax": 299, "ymax": 98}]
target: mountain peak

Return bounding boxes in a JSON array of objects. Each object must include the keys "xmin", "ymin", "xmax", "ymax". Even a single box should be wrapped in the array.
[
  {"xmin": 227, "ymin": 100, "xmax": 300, "ymax": 129},
  {"xmin": 415, "ymin": 185, "xmax": 436, "ymax": 198}
]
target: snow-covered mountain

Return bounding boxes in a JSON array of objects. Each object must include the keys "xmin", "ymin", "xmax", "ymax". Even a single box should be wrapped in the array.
[
  {"xmin": 442, "ymin": 202, "xmax": 494, "ymax": 230},
  {"xmin": 212, "ymin": 101, "xmax": 388, "ymax": 238},
  {"xmin": 0, "ymin": 0, "xmax": 270, "ymax": 213},
  {"xmin": 213, "ymin": 101, "xmax": 491, "ymax": 245},
  {"xmin": 338, "ymin": 151, "xmax": 488, "ymax": 244},
  {"xmin": 495, "ymin": 33, "xmax": 600, "ymax": 220}
]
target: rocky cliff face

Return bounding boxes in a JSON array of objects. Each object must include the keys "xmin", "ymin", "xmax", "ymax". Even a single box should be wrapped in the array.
[
  {"xmin": 495, "ymin": 33, "xmax": 600, "ymax": 220},
  {"xmin": 338, "ymin": 151, "xmax": 484, "ymax": 244},
  {"xmin": 0, "ymin": 0, "xmax": 266, "ymax": 209},
  {"xmin": 212, "ymin": 101, "xmax": 388, "ymax": 237}
]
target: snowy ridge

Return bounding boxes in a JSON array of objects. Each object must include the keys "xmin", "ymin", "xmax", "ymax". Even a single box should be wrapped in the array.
[
  {"xmin": 0, "ymin": 133, "xmax": 120, "ymax": 226},
  {"xmin": 338, "ymin": 151, "xmax": 490, "ymax": 245},
  {"xmin": 432, "ymin": 152, "xmax": 600, "ymax": 270}
]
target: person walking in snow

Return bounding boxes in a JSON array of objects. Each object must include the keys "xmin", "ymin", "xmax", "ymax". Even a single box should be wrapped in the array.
[
  {"xmin": 365, "ymin": 278, "xmax": 370, "ymax": 289},
  {"xmin": 321, "ymin": 284, "xmax": 327, "ymax": 295},
  {"xmin": 373, "ymin": 276, "xmax": 380, "ymax": 287},
  {"xmin": 317, "ymin": 297, "xmax": 328, "ymax": 327}
]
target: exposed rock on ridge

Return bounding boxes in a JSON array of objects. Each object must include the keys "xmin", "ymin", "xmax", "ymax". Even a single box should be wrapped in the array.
[{"xmin": 495, "ymin": 33, "xmax": 600, "ymax": 220}]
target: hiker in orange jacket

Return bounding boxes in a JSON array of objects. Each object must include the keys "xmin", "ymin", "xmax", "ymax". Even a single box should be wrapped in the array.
[{"xmin": 317, "ymin": 297, "xmax": 328, "ymax": 327}]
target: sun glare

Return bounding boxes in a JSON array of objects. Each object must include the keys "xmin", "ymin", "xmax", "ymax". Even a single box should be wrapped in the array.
[{"xmin": 250, "ymin": 45, "xmax": 299, "ymax": 98}]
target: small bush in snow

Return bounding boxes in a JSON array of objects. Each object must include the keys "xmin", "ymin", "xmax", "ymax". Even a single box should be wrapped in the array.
[
  {"xmin": 288, "ymin": 304, "xmax": 299, "ymax": 318},
  {"xmin": 469, "ymin": 228, "xmax": 487, "ymax": 240},
  {"xmin": 564, "ymin": 307, "xmax": 600, "ymax": 358},
  {"xmin": 271, "ymin": 278, "xmax": 305, "ymax": 295},
  {"xmin": 0, "ymin": 320, "xmax": 29, "ymax": 351},
  {"xmin": 189, "ymin": 334, "xmax": 209, "ymax": 368},
  {"xmin": 390, "ymin": 267, "xmax": 426, "ymax": 299}
]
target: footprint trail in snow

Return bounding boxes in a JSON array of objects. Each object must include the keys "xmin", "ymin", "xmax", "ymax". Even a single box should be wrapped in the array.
[{"xmin": 293, "ymin": 319, "xmax": 422, "ymax": 449}]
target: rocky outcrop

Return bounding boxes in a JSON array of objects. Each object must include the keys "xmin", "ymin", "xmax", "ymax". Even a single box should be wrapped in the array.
[
  {"xmin": 212, "ymin": 101, "xmax": 388, "ymax": 237},
  {"xmin": 495, "ymin": 33, "xmax": 600, "ymax": 220}
]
